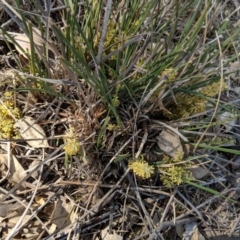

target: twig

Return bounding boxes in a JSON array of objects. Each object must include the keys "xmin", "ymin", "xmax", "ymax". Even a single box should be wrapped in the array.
[
  {"xmin": 160, "ymin": 188, "xmax": 177, "ymax": 224},
  {"xmin": 175, "ymin": 188, "xmax": 236, "ymax": 221},
  {"xmin": 229, "ymin": 213, "xmax": 240, "ymax": 237},
  {"xmin": 84, "ymin": 130, "xmax": 141, "ymax": 213},
  {"xmin": 0, "ymin": 187, "xmax": 49, "ymax": 234},
  {"xmin": 6, "ymin": 163, "xmax": 44, "ymax": 240},
  {"xmin": 146, "ymin": 217, "xmax": 198, "ymax": 240},
  {"xmin": 96, "ymin": 0, "xmax": 112, "ymax": 66},
  {"xmin": 0, "ymin": 148, "xmax": 64, "ymax": 202},
  {"xmin": 177, "ymin": 190, "xmax": 206, "ymax": 223}
]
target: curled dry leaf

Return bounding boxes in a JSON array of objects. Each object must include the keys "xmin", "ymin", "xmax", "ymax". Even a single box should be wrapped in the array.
[
  {"xmin": 157, "ymin": 128, "xmax": 183, "ymax": 157},
  {"xmin": 0, "ymin": 154, "xmax": 27, "ymax": 188},
  {"xmin": 0, "ymin": 27, "xmax": 59, "ymax": 59},
  {"xmin": 14, "ymin": 116, "xmax": 49, "ymax": 148}
]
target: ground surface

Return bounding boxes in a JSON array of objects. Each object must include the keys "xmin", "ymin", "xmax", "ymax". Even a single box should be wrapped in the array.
[{"xmin": 0, "ymin": 1, "xmax": 240, "ymax": 240}]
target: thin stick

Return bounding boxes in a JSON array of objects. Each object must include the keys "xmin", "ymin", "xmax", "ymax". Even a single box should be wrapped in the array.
[
  {"xmin": 96, "ymin": 0, "xmax": 112, "ymax": 66},
  {"xmin": 6, "ymin": 163, "xmax": 44, "ymax": 240}
]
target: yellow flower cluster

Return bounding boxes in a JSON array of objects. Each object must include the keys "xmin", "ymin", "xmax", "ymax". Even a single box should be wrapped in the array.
[
  {"xmin": 63, "ymin": 127, "xmax": 81, "ymax": 156},
  {"xmin": 0, "ymin": 92, "xmax": 21, "ymax": 139},
  {"xmin": 165, "ymin": 81, "xmax": 228, "ymax": 120},
  {"xmin": 159, "ymin": 152, "xmax": 192, "ymax": 188},
  {"xmin": 201, "ymin": 81, "xmax": 228, "ymax": 97},
  {"xmin": 133, "ymin": 67, "xmax": 178, "ymax": 97},
  {"xmin": 161, "ymin": 68, "xmax": 177, "ymax": 82},
  {"xmin": 161, "ymin": 166, "xmax": 189, "ymax": 187},
  {"xmin": 165, "ymin": 94, "xmax": 206, "ymax": 119},
  {"xmin": 107, "ymin": 123, "xmax": 121, "ymax": 131},
  {"xmin": 128, "ymin": 155, "xmax": 155, "ymax": 178},
  {"xmin": 94, "ymin": 22, "xmax": 123, "ymax": 60},
  {"xmin": 163, "ymin": 151, "xmax": 184, "ymax": 163},
  {"xmin": 151, "ymin": 68, "xmax": 178, "ymax": 97},
  {"xmin": 112, "ymin": 94, "xmax": 120, "ymax": 107}
]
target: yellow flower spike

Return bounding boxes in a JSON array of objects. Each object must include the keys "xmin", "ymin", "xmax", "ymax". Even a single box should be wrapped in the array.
[
  {"xmin": 162, "ymin": 154, "xmax": 170, "ymax": 163},
  {"xmin": 107, "ymin": 124, "xmax": 121, "ymax": 131},
  {"xmin": 63, "ymin": 140, "xmax": 81, "ymax": 156},
  {"xmin": 4, "ymin": 91, "xmax": 13, "ymax": 98},
  {"xmin": 160, "ymin": 68, "xmax": 177, "ymax": 82},
  {"xmin": 201, "ymin": 81, "xmax": 228, "ymax": 97},
  {"xmin": 112, "ymin": 94, "xmax": 120, "ymax": 107},
  {"xmin": 172, "ymin": 151, "xmax": 184, "ymax": 162},
  {"xmin": 160, "ymin": 165, "xmax": 187, "ymax": 188},
  {"xmin": 63, "ymin": 127, "xmax": 81, "ymax": 156},
  {"xmin": 159, "ymin": 152, "xmax": 192, "ymax": 188},
  {"xmin": 93, "ymin": 21, "xmax": 124, "ymax": 61},
  {"xmin": 165, "ymin": 93, "xmax": 207, "ymax": 120},
  {"xmin": 0, "ymin": 92, "xmax": 21, "ymax": 139},
  {"xmin": 128, "ymin": 156, "xmax": 155, "ymax": 179}
]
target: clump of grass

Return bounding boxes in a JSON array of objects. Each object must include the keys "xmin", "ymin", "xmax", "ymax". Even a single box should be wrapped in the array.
[
  {"xmin": 6, "ymin": 0, "xmax": 238, "ymax": 187},
  {"xmin": 1, "ymin": 0, "xmax": 240, "ymax": 238}
]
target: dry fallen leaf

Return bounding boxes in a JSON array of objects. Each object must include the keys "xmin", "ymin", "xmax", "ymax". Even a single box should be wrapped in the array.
[
  {"xmin": 0, "ymin": 202, "xmax": 23, "ymax": 218},
  {"xmin": 188, "ymin": 165, "xmax": 209, "ymax": 180},
  {"xmin": 14, "ymin": 116, "xmax": 49, "ymax": 148},
  {"xmin": 7, "ymin": 214, "xmax": 40, "ymax": 239},
  {"xmin": 0, "ymin": 154, "xmax": 27, "ymax": 188},
  {"xmin": 157, "ymin": 128, "xmax": 183, "ymax": 157},
  {"xmin": 229, "ymin": 61, "xmax": 240, "ymax": 80},
  {"xmin": 50, "ymin": 195, "xmax": 75, "ymax": 229},
  {"xmin": 28, "ymin": 159, "xmax": 41, "ymax": 179},
  {"xmin": 0, "ymin": 28, "xmax": 56, "ymax": 59},
  {"xmin": 183, "ymin": 222, "xmax": 205, "ymax": 240},
  {"xmin": 101, "ymin": 226, "xmax": 123, "ymax": 240},
  {"xmin": 176, "ymin": 224, "xmax": 185, "ymax": 239}
]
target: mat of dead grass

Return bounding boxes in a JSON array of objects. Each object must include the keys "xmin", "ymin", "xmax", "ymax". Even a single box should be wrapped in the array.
[{"xmin": 1, "ymin": 1, "xmax": 240, "ymax": 240}]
